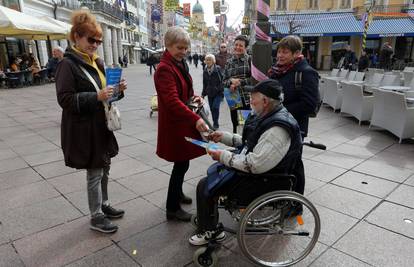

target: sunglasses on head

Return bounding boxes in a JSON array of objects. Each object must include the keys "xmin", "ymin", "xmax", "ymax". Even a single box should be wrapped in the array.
[{"xmin": 87, "ymin": 37, "xmax": 103, "ymax": 45}]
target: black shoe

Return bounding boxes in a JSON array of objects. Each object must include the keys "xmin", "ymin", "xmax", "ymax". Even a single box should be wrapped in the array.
[
  {"xmin": 90, "ymin": 214, "xmax": 118, "ymax": 233},
  {"xmin": 180, "ymin": 194, "xmax": 192, "ymax": 205},
  {"xmin": 102, "ymin": 204, "xmax": 125, "ymax": 218},
  {"xmin": 166, "ymin": 209, "xmax": 192, "ymax": 222}
]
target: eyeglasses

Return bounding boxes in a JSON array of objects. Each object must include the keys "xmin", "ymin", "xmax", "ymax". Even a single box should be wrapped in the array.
[{"xmin": 87, "ymin": 37, "xmax": 103, "ymax": 45}]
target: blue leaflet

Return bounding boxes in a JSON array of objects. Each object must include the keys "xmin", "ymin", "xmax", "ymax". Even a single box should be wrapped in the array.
[
  {"xmin": 184, "ymin": 137, "xmax": 221, "ymax": 151},
  {"xmin": 105, "ymin": 67, "xmax": 122, "ymax": 104}
]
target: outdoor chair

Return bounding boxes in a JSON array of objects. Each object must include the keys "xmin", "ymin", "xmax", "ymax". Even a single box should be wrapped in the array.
[
  {"xmin": 354, "ymin": 71, "xmax": 365, "ymax": 81},
  {"xmin": 403, "ymin": 71, "xmax": 414, "ymax": 87},
  {"xmin": 5, "ymin": 72, "xmax": 24, "ymax": 88},
  {"xmin": 347, "ymin": 71, "xmax": 357, "ymax": 81},
  {"xmin": 364, "ymin": 73, "xmax": 384, "ymax": 93},
  {"xmin": 323, "ymin": 78, "xmax": 343, "ymax": 110},
  {"xmin": 370, "ymin": 89, "xmax": 414, "ymax": 143},
  {"xmin": 340, "ymin": 83, "xmax": 374, "ymax": 124}
]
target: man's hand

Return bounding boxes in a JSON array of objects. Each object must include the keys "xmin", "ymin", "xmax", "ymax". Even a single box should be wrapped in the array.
[
  {"xmin": 208, "ymin": 131, "xmax": 223, "ymax": 143},
  {"xmin": 207, "ymin": 148, "xmax": 222, "ymax": 161},
  {"xmin": 119, "ymin": 78, "xmax": 127, "ymax": 92},
  {"xmin": 196, "ymin": 118, "xmax": 209, "ymax": 132}
]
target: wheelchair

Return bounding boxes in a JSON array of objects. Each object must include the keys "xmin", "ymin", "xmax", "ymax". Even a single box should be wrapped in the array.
[{"xmin": 191, "ymin": 172, "xmax": 321, "ymax": 267}]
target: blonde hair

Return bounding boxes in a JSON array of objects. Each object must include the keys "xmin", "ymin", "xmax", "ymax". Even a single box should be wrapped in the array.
[
  {"xmin": 204, "ymin": 54, "xmax": 216, "ymax": 63},
  {"xmin": 164, "ymin": 26, "xmax": 191, "ymax": 48},
  {"xmin": 70, "ymin": 10, "xmax": 102, "ymax": 42}
]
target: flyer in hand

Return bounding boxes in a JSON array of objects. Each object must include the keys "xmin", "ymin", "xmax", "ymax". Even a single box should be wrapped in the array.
[
  {"xmin": 223, "ymin": 87, "xmax": 243, "ymax": 110},
  {"xmin": 185, "ymin": 137, "xmax": 222, "ymax": 151},
  {"xmin": 105, "ymin": 67, "xmax": 122, "ymax": 103}
]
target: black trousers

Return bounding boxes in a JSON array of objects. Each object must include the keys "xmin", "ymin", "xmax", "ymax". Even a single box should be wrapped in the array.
[
  {"xmin": 166, "ymin": 161, "xmax": 190, "ymax": 211},
  {"xmin": 149, "ymin": 65, "xmax": 156, "ymax": 75},
  {"xmin": 230, "ymin": 109, "xmax": 238, "ymax": 133}
]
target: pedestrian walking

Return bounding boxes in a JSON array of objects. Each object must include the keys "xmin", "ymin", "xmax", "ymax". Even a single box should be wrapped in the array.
[
  {"xmin": 200, "ymin": 54, "xmax": 206, "ymax": 69},
  {"xmin": 55, "ymin": 9, "xmax": 128, "ymax": 233},
  {"xmin": 215, "ymin": 43, "xmax": 230, "ymax": 70},
  {"xmin": 358, "ymin": 50, "xmax": 369, "ymax": 72},
  {"xmin": 343, "ymin": 45, "xmax": 357, "ymax": 70},
  {"xmin": 223, "ymin": 35, "xmax": 251, "ymax": 133},
  {"xmin": 154, "ymin": 26, "xmax": 209, "ymax": 222},
  {"xmin": 379, "ymin": 42, "xmax": 393, "ymax": 70},
  {"xmin": 147, "ymin": 53, "xmax": 157, "ymax": 75},
  {"xmin": 123, "ymin": 54, "xmax": 128, "ymax": 68},
  {"xmin": 202, "ymin": 54, "xmax": 223, "ymax": 129},
  {"xmin": 193, "ymin": 53, "xmax": 199, "ymax": 68}
]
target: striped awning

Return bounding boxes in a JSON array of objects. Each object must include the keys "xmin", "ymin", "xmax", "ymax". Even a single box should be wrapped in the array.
[
  {"xmin": 270, "ymin": 12, "xmax": 362, "ymax": 37},
  {"xmin": 367, "ymin": 18, "xmax": 414, "ymax": 37}
]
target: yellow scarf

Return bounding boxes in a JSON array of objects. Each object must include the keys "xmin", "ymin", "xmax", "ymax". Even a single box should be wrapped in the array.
[{"xmin": 72, "ymin": 46, "xmax": 106, "ymax": 89}]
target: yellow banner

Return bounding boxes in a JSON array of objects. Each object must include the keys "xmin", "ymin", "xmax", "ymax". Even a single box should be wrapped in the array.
[{"xmin": 164, "ymin": 0, "xmax": 179, "ymax": 12}]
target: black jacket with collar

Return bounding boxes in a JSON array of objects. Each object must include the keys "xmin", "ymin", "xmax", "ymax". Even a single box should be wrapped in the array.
[{"xmin": 202, "ymin": 64, "xmax": 223, "ymax": 98}]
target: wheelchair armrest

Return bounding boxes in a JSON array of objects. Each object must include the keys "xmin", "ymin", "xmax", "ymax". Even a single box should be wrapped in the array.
[{"xmin": 236, "ymin": 172, "xmax": 297, "ymax": 189}]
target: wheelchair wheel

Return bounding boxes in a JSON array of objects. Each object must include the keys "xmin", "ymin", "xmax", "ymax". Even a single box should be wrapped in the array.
[
  {"xmin": 193, "ymin": 247, "xmax": 218, "ymax": 267},
  {"xmin": 237, "ymin": 191, "xmax": 320, "ymax": 267}
]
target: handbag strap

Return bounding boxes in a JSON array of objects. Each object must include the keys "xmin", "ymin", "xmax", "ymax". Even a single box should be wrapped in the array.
[{"xmin": 79, "ymin": 65, "xmax": 109, "ymax": 110}]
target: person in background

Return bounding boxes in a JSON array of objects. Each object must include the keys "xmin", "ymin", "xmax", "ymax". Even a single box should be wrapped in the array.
[
  {"xmin": 193, "ymin": 53, "xmax": 199, "ymax": 68},
  {"xmin": 379, "ymin": 42, "xmax": 393, "ymax": 70},
  {"xmin": 215, "ymin": 43, "xmax": 230, "ymax": 70},
  {"xmin": 187, "ymin": 53, "xmax": 193, "ymax": 65},
  {"xmin": 370, "ymin": 52, "xmax": 378, "ymax": 68},
  {"xmin": 10, "ymin": 57, "xmax": 20, "ymax": 72},
  {"xmin": 29, "ymin": 53, "xmax": 41, "ymax": 76},
  {"xmin": 343, "ymin": 45, "xmax": 357, "ymax": 70},
  {"xmin": 200, "ymin": 54, "xmax": 206, "ymax": 69},
  {"xmin": 358, "ymin": 50, "xmax": 369, "ymax": 72},
  {"xmin": 154, "ymin": 26, "xmax": 209, "ymax": 222},
  {"xmin": 147, "ymin": 53, "xmax": 157, "ymax": 75},
  {"xmin": 47, "ymin": 47, "xmax": 65, "ymax": 80},
  {"xmin": 223, "ymin": 35, "xmax": 251, "ymax": 133},
  {"xmin": 55, "ymin": 9, "xmax": 127, "ymax": 234},
  {"xmin": 268, "ymin": 35, "xmax": 320, "ymax": 195},
  {"xmin": 202, "ymin": 54, "xmax": 223, "ymax": 130},
  {"xmin": 123, "ymin": 54, "xmax": 128, "ymax": 68}
]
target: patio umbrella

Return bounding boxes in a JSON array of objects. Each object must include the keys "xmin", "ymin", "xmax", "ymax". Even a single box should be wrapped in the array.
[{"xmin": 0, "ymin": 6, "xmax": 67, "ymax": 39}]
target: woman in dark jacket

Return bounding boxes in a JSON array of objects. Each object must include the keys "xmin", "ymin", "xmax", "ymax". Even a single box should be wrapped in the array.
[
  {"xmin": 268, "ymin": 35, "xmax": 320, "ymax": 196},
  {"xmin": 202, "ymin": 54, "xmax": 223, "ymax": 129},
  {"xmin": 55, "ymin": 10, "xmax": 127, "ymax": 233},
  {"xmin": 154, "ymin": 26, "xmax": 209, "ymax": 221}
]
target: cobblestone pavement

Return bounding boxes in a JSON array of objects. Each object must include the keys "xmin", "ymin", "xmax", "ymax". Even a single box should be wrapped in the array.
[{"xmin": 0, "ymin": 64, "xmax": 413, "ymax": 267}]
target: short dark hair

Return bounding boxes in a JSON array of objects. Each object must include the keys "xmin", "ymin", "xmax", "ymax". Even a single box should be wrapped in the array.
[
  {"xmin": 277, "ymin": 35, "xmax": 302, "ymax": 53},
  {"xmin": 234, "ymin": 35, "xmax": 249, "ymax": 47}
]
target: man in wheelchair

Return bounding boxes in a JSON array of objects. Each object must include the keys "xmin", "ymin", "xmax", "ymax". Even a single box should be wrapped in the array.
[{"xmin": 189, "ymin": 79, "xmax": 303, "ymax": 246}]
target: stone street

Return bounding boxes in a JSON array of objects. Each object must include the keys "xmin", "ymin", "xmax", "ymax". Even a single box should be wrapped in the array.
[{"xmin": 0, "ymin": 64, "xmax": 414, "ymax": 266}]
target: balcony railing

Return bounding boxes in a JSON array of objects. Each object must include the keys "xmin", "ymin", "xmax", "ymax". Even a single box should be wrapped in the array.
[
  {"xmin": 353, "ymin": 4, "xmax": 410, "ymax": 17},
  {"xmin": 79, "ymin": 0, "xmax": 124, "ymax": 21},
  {"xmin": 125, "ymin": 11, "xmax": 139, "ymax": 27}
]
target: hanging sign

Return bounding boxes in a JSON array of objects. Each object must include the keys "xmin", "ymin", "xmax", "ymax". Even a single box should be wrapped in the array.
[
  {"xmin": 183, "ymin": 3, "xmax": 191, "ymax": 17},
  {"xmin": 164, "ymin": 0, "xmax": 179, "ymax": 12}
]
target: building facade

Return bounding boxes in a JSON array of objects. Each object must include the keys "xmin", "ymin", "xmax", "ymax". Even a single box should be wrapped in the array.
[{"xmin": 269, "ymin": 0, "xmax": 414, "ymax": 69}]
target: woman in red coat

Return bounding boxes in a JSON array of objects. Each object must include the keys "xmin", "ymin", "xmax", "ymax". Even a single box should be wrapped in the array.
[{"xmin": 154, "ymin": 27, "xmax": 209, "ymax": 221}]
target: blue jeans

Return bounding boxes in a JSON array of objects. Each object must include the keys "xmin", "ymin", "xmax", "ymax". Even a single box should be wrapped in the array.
[{"xmin": 208, "ymin": 95, "xmax": 222, "ymax": 128}]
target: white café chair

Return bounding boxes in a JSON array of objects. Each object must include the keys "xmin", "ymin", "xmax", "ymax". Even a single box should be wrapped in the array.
[
  {"xmin": 403, "ymin": 71, "xmax": 414, "ymax": 87},
  {"xmin": 370, "ymin": 89, "xmax": 414, "ymax": 143},
  {"xmin": 340, "ymin": 83, "xmax": 374, "ymax": 124},
  {"xmin": 319, "ymin": 68, "xmax": 340, "ymax": 100},
  {"xmin": 364, "ymin": 73, "xmax": 384, "ymax": 92},
  {"xmin": 347, "ymin": 71, "xmax": 357, "ymax": 81},
  {"xmin": 354, "ymin": 71, "xmax": 365, "ymax": 81},
  {"xmin": 323, "ymin": 78, "xmax": 343, "ymax": 110}
]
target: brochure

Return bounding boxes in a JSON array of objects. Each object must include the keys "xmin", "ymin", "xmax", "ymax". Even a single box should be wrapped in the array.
[
  {"xmin": 237, "ymin": 109, "xmax": 251, "ymax": 125},
  {"xmin": 223, "ymin": 87, "xmax": 243, "ymax": 110},
  {"xmin": 105, "ymin": 67, "xmax": 122, "ymax": 104},
  {"xmin": 185, "ymin": 137, "xmax": 221, "ymax": 151}
]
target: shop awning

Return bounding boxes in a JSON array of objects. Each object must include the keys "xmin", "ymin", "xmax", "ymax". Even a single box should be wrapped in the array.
[
  {"xmin": 270, "ymin": 12, "xmax": 362, "ymax": 37},
  {"xmin": 367, "ymin": 18, "xmax": 414, "ymax": 37},
  {"xmin": 143, "ymin": 47, "xmax": 158, "ymax": 53}
]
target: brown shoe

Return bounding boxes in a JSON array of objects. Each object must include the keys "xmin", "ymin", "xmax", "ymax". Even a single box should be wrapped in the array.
[{"xmin": 166, "ymin": 209, "xmax": 192, "ymax": 222}]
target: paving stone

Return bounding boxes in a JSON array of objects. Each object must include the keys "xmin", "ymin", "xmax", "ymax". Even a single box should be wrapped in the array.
[
  {"xmin": 49, "ymin": 171, "xmax": 86, "ymax": 194},
  {"xmin": 65, "ymin": 245, "xmax": 138, "ymax": 267},
  {"xmin": 332, "ymin": 171, "xmax": 399, "ymax": 198},
  {"xmin": 109, "ymin": 197, "xmax": 166, "ymax": 242},
  {"xmin": 0, "ymin": 244, "xmax": 24, "ymax": 267},
  {"xmin": 304, "ymin": 159, "xmax": 347, "ymax": 182},
  {"xmin": 0, "ymin": 167, "xmax": 43, "ymax": 191},
  {"xmin": 0, "ymin": 181, "xmax": 60, "ymax": 213},
  {"xmin": 366, "ymin": 201, "xmax": 414, "ymax": 239},
  {"xmin": 118, "ymin": 222, "xmax": 198, "ymax": 267},
  {"xmin": 0, "ymin": 148, "xmax": 18, "ymax": 161},
  {"xmin": 310, "ymin": 248, "xmax": 371, "ymax": 267},
  {"xmin": 11, "ymin": 141, "xmax": 59, "ymax": 156},
  {"xmin": 4, "ymin": 134, "xmax": 49, "ymax": 147},
  {"xmin": 117, "ymin": 169, "xmax": 170, "ymax": 196},
  {"xmin": 386, "ymin": 184, "xmax": 414, "ymax": 208},
  {"xmin": 346, "ymin": 132, "xmax": 396, "ymax": 150},
  {"xmin": 373, "ymin": 151, "xmax": 414, "ymax": 170},
  {"xmin": 114, "ymin": 133, "xmax": 142, "ymax": 147},
  {"xmin": 330, "ymin": 143, "xmax": 380, "ymax": 159},
  {"xmin": 33, "ymin": 160, "xmax": 77, "ymax": 179},
  {"xmin": 109, "ymin": 158, "xmax": 152, "ymax": 180},
  {"xmin": 21, "ymin": 149, "xmax": 63, "ymax": 166},
  {"xmin": 311, "ymin": 151, "xmax": 366, "ymax": 169},
  {"xmin": 13, "ymin": 217, "xmax": 112, "ymax": 267},
  {"xmin": 188, "ymin": 246, "xmax": 253, "ymax": 267},
  {"xmin": 383, "ymin": 143, "xmax": 414, "ymax": 156},
  {"xmin": 0, "ymin": 157, "xmax": 29, "ymax": 174},
  {"xmin": 65, "ymin": 181, "xmax": 138, "ymax": 215},
  {"xmin": 404, "ymin": 174, "xmax": 414, "ymax": 186},
  {"xmin": 1, "ymin": 197, "xmax": 82, "ymax": 240},
  {"xmin": 305, "ymin": 178, "xmax": 326, "ymax": 195},
  {"xmin": 352, "ymin": 158, "xmax": 414, "ymax": 183},
  {"xmin": 334, "ymin": 221, "xmax": 414, "ymax": 267},
  {"xmin": 308, "ymin": 184, "xmax": 381, "ymax": 219}
]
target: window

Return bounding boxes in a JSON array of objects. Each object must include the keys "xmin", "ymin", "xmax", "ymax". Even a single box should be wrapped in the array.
[
  {"xmin": 277, "ymin": 0, "xmax": 287, "ymax": 10},
  {"xmin": 340, "ymin": 0, "xmax": 351, "ymax": 8},
  {"xmin": 309, "ymin": 0, "xmax": 318, "ymax": 9}
]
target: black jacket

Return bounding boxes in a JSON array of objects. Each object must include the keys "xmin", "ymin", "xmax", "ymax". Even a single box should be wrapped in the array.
[
  {"xmin": 358, "ymin": 55, "xmax": 369, "ymax": 71},
  {"xmin": 269, "ymin": 59, "xmax": 320, "ymax": 137},
  {"xmin": 202, "ymin": 65, "xmax": 223, "ymax": 98},
  {"xmin": 55, "ymin": 48, "xmax": 123, "ymax": 169}
]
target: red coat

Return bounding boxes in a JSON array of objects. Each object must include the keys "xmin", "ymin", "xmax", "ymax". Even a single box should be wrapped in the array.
[{"xmin": 154, "ymin": 50, "xmax": 205, "ymax": 162}]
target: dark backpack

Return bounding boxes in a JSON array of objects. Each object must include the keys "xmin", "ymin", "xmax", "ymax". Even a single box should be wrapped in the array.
[{"xmin": 294, "ymin": 71, "xmax": 322, "ymax": 118}]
